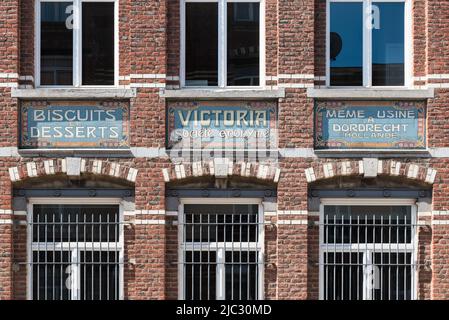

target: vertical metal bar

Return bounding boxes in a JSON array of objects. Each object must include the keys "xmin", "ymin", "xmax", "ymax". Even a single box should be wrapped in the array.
[
  {"xmin": 332, "ymin": 213, "xmax": 337, "ymax": 300},
  {"xmin": 199, "ymin": 213, "xmax": 203, "ymax": 300},
  {"xmin": 207, "ymin": 213, "xmax": 210, "ymax": 300},
  {"xmin": 403, "ymin": 211, "xmax": 407, "ymax": 300},
  {"xmin": 76, "ymin": 210, "xmax": 79, "ymax": 300},
  {"xmin": 60, "ymin": 208, "xmax": 63, "ymax": 300},
  {"xmin": 396, "ymin": 214, "xmax": 399, "ymax": 300},
  {"xmin": 357, "ymin": 214, "xmax": 360, "ymax": 300},
  {"xmin": 381, "ymin": 214, "xmax": 384, "ymax": 300},
  {"xmin": 107, "ymin": 213, "xmax": 110, "ymax": 300},
  {"xmin": 388, "ymin": 214, "xmax": 391, "ymax": 300},
  {"xmin": 99, "ymin": 213, "xmax": 102, "ymax": 300},
  {"xmin": 363, "ymin": 213, "xmax": 369, "ymax": 299},
  {"xmin": 91, "ymin": 210, "xmax": 94, "ymax": 300},
  {"xmin": 44, "ymin": 213, "xmax": 48, "ymax": 300},
  {"xmin": 341, "ymin": 213, "xmax": 344, "ymax": 300},
  {"xmin": 84, "ymin": 212, "xmax": 87, "ymax": 300},
  {"xmin": 53, "ymin": 211, "xmax": 55, "ymax": 300},
  {"xmin": 191, "ymin": 212, "xmax": 194, "ymax": 299},
  {"xmin": 349, "ymin": 213, "xmax": 352, "ymax": 300}
]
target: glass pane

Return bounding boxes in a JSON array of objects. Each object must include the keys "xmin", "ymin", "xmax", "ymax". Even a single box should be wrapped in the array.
[
  {"xmin": 323, "ymin": 252, "xmax": 363, "ymax": 300},
  {"xmin": 185, "ymin": 251, "xmax": 216, "ymax": 300},
  {"xmin": 372, "ymin": 2, "xmax": 405, "ymax": 86},
  {"xmin": 33, "ymin": 251, "xmax": 71, "ymax": 300},
  {"xmin": 330, "ymin": 2, "xmax": 363, "ymax": 86},
  {"xmin": 82, "ymin": 2, "xmax": 115, "ymax": 85},
  {"xmin": 185, "ymin": 3, "xmax": 218, "ymax": 86},
  {"xmin": 227, "ymin": 3, "xmax": 260, "ymax": 86},
  {"xmin": 80, "ymin": 251, "xmax": 119, "ymax": 300},
  {"xmin": 323, "ymin": 206, "xmax": 412, "ymax": 244},
  {"xmin": 184, "ymin": 204, "xmax": 259, "ymax": 243},
  {"xmin": 225, "ymin": 251, "xmax": 258, "ymax": 300},
  {"xmin": 373, "ymin": 253, "xmax": 412, "ymax": 300},
  {"xmin": 33, "ymin": 205, "xmax": 119, "ymax": 242},
  {"xmin": 40, "ymin": 2, "xmax": 73, "ymax": 86}
]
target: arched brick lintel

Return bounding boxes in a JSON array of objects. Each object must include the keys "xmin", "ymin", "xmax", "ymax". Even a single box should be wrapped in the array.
[
  {"xmin": 304, "ymin": 159, "xmax": 437, "ymax": 185},
  {"xmin": 8, "ymin": 158, "xmax": 138, "ymax": 183},
  {"xmin": 162, "ymin": 161, "xmax": 281, "ymax": 183}
]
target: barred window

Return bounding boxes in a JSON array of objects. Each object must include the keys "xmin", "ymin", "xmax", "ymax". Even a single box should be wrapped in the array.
[
  {"xmin": 29, "ymin": 204, "xmax": 122, "ymax": 300},
  {"xmin": 180, "ymin": 203, "xmax": 263, "ymax": 300},
  {"xmin": 320, "ymin": 203, "xmax": 417, "ymax": 300}
]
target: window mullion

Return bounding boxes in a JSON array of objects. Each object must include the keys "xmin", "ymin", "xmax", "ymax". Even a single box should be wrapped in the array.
[
  {"xmin": 363, "ymin": 0, "xmax": 372, "ymax": 87},
  {"xmin": 216, "ymin": 247, "xmax": 225, "ymax": 300},
  {"xmin": 73, "ymin": 0, "xmax": 82, "ymax": 86},
  {"xmin": 218, "ymin": 0, "xmax": 227, "ymax": 88}
]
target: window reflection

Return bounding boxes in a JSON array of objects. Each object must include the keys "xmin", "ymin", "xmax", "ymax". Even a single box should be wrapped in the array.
[
  {"xmin": 40, "ymin": 2, "xmax": 73, "ymax": 86},
  {"xmin": 185, "ymin": 3, "xmax": 218, "ymax": 86},
  {"xmin": 372, "ymin": 2, "xmax": 405, "ymax": 86},
  {"xmin": 330, "ymin": 2, "xmax": 363, "ymax": 86},
  {"xmin": 227, "ymin": 3, "xmax": 260, "ymax": 86}
]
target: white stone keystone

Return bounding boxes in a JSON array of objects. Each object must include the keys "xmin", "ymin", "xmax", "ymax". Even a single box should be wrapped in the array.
[
  {"xmin": 363, "ymin": 158, "xmax": 378, "ymax": 178},
  {"xmin": 66, "ymin": 157, "xmax": 81, "ymax": 176}
]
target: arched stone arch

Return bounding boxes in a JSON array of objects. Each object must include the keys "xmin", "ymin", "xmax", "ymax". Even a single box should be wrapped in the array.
[
  {"xmin": 162, "ymin": 160, "xmax": 281, "ymax": 183},
  {"xmin": 304, "ymin": 159, "xmax": 437, "ymax": 185},
  {"xmin": 8, "ymin": 158, "xmax": 138, "ymax": 183}
]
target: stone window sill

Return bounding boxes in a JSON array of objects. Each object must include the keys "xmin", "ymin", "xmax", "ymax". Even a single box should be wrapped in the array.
[
  {"xmin": 11, "ymin": 88, "xmax": 137, "ymax": 99},
  {"xmin": 161, "ymin": 88, "xmax": 285, "ymax": 99},
  {"xmin": 307, "ymin": 88, "xmax": 435, "ymax": 99}
]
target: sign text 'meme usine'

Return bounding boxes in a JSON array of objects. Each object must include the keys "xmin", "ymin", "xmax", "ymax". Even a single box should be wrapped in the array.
[{"xmin": 315, "ymin": 101, "xmax": 426, "ymax": 149}]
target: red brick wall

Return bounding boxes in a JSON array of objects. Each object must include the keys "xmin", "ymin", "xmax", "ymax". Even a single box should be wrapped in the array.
[{"xmin": 0, "ymin": 0, "xmax": 449, "ymax": 301}]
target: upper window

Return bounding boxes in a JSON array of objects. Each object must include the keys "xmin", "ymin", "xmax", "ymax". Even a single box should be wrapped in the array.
[
  {"xmin": 182, "ymin": 0, "xmax": 262, "ymax": 88},
  {"xmin": 328, "ymin": 0, "xmax": 407, "ymax": 87},
  {"xmin": 38, "ymin": 0, "xmax": 116, "ymax": 87}
]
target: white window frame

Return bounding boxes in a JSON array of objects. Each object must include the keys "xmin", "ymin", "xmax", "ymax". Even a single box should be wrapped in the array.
[
  {"xmin": 326, "ymin": 0, "xmax": 412, "ymax": 88},
  {"xmin": 178, "ymin": 198, "xmax": 265, "ymax": 300},
  {"xmin": 35, "ymin": 0, "xmax": 119, "ymax": 88},
  {"xmin": 180, "ymin": 0, "xmax": 266, "ymax": 89},
  {"xmin": 26, "ymin": 198, "xmax": 125, "ymax": 300},
  {"xmin": 318, "ymin": 198, "xmax": 418, "ymax": 300}
]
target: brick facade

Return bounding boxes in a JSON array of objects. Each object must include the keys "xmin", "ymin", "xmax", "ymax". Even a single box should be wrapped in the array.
[{"xmin": 0, "ymin": 0, "xmax": 449, "ymax": 300}]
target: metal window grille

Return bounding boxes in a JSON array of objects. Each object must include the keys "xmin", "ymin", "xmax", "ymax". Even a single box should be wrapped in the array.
[
  {"xmin": 319, "ymin": 205, "xmax": 417, "ymax": 300},
  {"xmin": 180, "ymin": 203, "xmax": 264, "ymax": 300},
  {"xmin": 28, "ymin": 204, "xmax": 123, "ymax": 300}
]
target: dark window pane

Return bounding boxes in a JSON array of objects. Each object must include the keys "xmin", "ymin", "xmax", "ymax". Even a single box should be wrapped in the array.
[
  {"xmin": 184, "ymin": 204, "xmax": 259, "ymax": 243},
  {"xmin": 80, "ymin": 251, "xmax": 119, "ymax": 300},
  {"xmin": 323, "ymin": 206, "xmax": 412, "ymax": 244},
  {"xmin": 373, "ymin": 253, "xmax": 412, "ymax": 300},
  {"xmin": 33, "ymin": 251, "xmax": 71, "ymax": 300},
  {"xmin": 323, "ymin": 252, "xmax": 364, "ymax": 300},
  {"xmin": 185, "ymin": 3, "xmax": 218, "ymax": 86},
  {"xmin": 33, "ymin": 205, "xmax": 119, "ymax": 243},
  {"xmin": 40, "ymin": 2, "xmax": 73, "ymax": 86},
  {"xmin": 82, "ymin": 2, "xmax": 115, "ymax": 85},
  {"xmin": 372, "ymin": 2, "xmax": 404, "ymax": 86},
  {"xmin": 225, "ymin": 251, "xmax": 258, "ymax": 300},
  {"xmin": 330, "ymin": 2, "xmax": 363, "ymax": 86},
  {"xmin": 185, "ymin": 251, "xmax": 216, "ymax": 300},
  {"xmin": 227, "ymin": 3, "xmax": 260, "ymax": 86}
]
